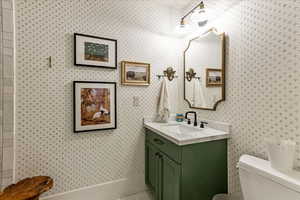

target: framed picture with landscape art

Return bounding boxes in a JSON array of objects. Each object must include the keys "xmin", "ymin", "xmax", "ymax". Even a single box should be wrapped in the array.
[
  {"xmin": 206, "ymin": 68, "xmax": 223, "ymax": 87},
  {"xmin": 74, "ymin": 33, "xmax": 117, "ymax": 69},
  {"xmin": 73, "ymin": 81, "xmax": 117, "ymax": 133},
  {"xmin": 121, "ymin": 61, "xmax": 150, "ymax": 86}
]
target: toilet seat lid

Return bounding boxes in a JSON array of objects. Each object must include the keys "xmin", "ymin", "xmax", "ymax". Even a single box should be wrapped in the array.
[{"xmin": 238, "ymin": 155, "xmax": 300, "ymax": 193}]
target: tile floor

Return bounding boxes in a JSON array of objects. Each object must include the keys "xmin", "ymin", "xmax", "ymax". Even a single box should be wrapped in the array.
[
  {"xmin": 120, "ymin": 191, "xmax": 154, "ymax": 200},
  {"xmin": 121, "ymin": 191, "xmax": 243, "ymax": 200}
]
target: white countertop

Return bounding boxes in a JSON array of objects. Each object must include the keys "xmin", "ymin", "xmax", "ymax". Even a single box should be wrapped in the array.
[{"xmin": 144, "ymin": 120, "xmax": 230, "ymax": 146}]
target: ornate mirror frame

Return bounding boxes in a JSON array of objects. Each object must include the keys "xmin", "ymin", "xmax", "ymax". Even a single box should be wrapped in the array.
[{"xmin": 183, "ymin": 28, "xmax": 226, "ymax": 110}]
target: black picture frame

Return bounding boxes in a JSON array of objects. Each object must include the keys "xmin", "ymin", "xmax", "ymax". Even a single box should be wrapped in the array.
[
  {"xmin": 73, "ymin": 81, "xmax": 117, "ymax": 133},
  {"xmin": 74, "ymin": 33, "xmax": 117, "ymax": 69}
]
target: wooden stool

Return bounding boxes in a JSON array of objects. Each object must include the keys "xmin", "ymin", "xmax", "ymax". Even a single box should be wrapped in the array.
[{"xmin": 0, "ymin": 176, "xmax": 53, "ymax": 200}]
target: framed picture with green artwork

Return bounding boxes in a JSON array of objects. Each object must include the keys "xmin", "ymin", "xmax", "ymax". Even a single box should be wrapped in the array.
[{"xmin": 74, "ymin": 33, "xmax": 117, "ymax": 69}]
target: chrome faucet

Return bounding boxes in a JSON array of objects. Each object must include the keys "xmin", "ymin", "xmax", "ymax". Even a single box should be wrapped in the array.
[{"xmin": 185, "ymin": 111, "xmax": 197, "ymax": 126}]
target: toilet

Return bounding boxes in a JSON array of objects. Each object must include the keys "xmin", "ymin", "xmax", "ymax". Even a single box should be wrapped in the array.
[{"xmin": 238, "ymin": 154, "xmax": 300, "ymax": 200}]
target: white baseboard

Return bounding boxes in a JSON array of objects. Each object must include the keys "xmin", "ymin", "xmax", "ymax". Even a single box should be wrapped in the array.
[{"xmin": 42, "ymin": 175, "xmax": 147, "ymax": 200}]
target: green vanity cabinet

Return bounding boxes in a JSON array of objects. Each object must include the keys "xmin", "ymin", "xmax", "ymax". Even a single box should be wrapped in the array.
[
  {"xmin": 145, "ymin": 129, "xmax": 228, "ymax": 200},
  {"xmin": 145, "ymin": 142, "xmax": 181, "ymax": 200}
]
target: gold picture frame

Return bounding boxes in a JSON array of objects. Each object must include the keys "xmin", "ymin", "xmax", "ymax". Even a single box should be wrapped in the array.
[
  {"xmin": 206, "ymin": 68, "xmax": 223, "ymax": 87},
  {"xmin": 121, "ymin": 61, "xmax": 151, "ymax": 86}
]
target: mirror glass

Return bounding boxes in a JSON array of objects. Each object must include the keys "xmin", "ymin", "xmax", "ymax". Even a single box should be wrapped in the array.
[{"xmin": 184, "ymin": 29, "xmax": 225, "ymax": 110}]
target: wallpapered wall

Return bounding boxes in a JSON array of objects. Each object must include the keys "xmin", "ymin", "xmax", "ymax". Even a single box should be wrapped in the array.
[
  {"xmin": 180, "ymin": 0, "xmax": 300, "ymax": 194},
  {"xmin": 0, "ymin": 0, "xmax": 14, "ymax": 189},
  {"xmin": 9, "ymin": 0, "xmax": 300, "ymax": 197},
  {"xmin": 14, "ymin": 0, "xmax": 182, "ymax": 196}
]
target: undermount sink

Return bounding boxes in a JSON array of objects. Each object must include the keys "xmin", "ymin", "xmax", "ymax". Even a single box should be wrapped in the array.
[
  {"xmin": 161, "ymin": 124, "xmax": 202, "ymax": 134},
  {"xmin": 143, "ymin": 120, "xmax": 230, "ymax": 145}
]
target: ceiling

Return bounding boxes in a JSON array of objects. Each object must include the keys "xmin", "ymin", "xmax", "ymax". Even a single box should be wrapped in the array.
[{"xmin": 154, "ymin": 0, "xmax": 195, "ymax": 10}]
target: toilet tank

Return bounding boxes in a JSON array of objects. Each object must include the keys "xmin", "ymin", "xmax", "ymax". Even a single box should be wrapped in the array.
[{"xmin": 238, "ymin": 155, "xmax": 300, "ymax": 200}]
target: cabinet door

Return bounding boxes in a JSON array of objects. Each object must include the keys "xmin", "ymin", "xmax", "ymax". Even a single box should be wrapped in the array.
[
  {"xmin": 146, "ymin": 142, "xmax": 181, "ymax": 200},
  {"xmin": 160, "ymin": 154, "xmax": 181, "ymax": 200},
  {"xmin": 145, "ymin": 142, "xmax": 159, "ymax": 191}
]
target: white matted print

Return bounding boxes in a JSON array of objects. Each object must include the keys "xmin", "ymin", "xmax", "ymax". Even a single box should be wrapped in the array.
[
  {"xmin": 74, "ymin": 33, "xmax": 117, "ymax": 69},
  {"xmin": 74, "ymin": 81, "xmax": 117, "ymax": 132}
]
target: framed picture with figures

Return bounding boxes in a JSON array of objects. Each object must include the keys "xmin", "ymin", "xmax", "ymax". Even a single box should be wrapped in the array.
[{"xmin": 73, "ymin": 81, "xmax": 117, "ymax": 132}]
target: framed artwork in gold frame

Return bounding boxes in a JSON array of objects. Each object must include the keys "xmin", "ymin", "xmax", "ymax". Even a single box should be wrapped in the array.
[
  {"xmin": 121, "ymin": 61, "xmax": 150, "ymax": 86},
  {"xmin": 206, "ymin": 68, "xmax": 223, "ymax": 87}
]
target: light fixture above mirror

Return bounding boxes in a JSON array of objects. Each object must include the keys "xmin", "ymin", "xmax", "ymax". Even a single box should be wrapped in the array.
[
  {"xmin": 190, "ymin": 2, "xmax": 208, "ymax": 26},
  {"xmin": 176, "ymin": 1, "xmax": 208, "ymax": 33},
  {"xmin": 175, "ymin": 18, "xmax": 191, "ymax": 34}
]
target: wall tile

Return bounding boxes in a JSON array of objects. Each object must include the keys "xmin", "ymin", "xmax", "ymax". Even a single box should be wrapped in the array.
[
  {"xmin": 2, "ymin": 147, "xmax": 14, "ymax": 171},
  {"xmin": 3, "ymin": 55, "xmax": 13, "ymax": 77},
  {"xmin": 3, "ymin": 39, "xmax": 13, "ymax": 48},
  {"xmin": 2, "ymin": 169, "xmax": 13, "ymax": 179},
  {"xmin": 1, "ymin": 176, "xmax": 13, "ymax": 189},
  {"xmin": 1, "ymin": 0, "xmax": 15, "ymax": 189},
  {"xmin": 0, "ymin": 0, "xmax": 3, "ymax": 189},
  {"xmin": 3, "ymin": 32, "xmax": 13, "ymax": 41},
  {"xmin": 3, "ymin": 130, "xmax": 13, "ymax": 140},
  {"xmin": 2, "ymin": 9, "xmax": 13, "ymax": 32},
  {"xmin": 3, "ymin": 47, "xmax": 13, "ymax": 56},
  {"xmin": 3, "ymin": 138, "xmax": 13, "ymax": 147},
  {"xmin": 2, "ymin": 0, "xmax": 12, "ymax": 9}
]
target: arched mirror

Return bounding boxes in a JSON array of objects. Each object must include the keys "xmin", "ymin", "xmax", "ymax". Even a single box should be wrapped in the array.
[{"xmin": 184, "ymin": 28, "xmax": 225, "ymax": 110}]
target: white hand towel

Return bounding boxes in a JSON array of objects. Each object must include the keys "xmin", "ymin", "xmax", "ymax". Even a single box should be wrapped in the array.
[{"xmin": 156, "ymin": 78, "xmax": 170, "ymax": 122}]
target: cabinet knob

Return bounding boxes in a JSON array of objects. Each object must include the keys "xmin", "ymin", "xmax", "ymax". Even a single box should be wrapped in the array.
[
  {"xmin": 155, "ymin": 152, "xmax": 163, "ymax": 158},
  {"xmin": 153, "ymin": 138, "xmax": 165, "ymax": 145}
]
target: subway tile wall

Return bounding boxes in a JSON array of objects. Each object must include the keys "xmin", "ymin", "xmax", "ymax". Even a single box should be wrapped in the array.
[{"xmin": 0, "ymin": 0, "xmax": 14, "ymax": 189}]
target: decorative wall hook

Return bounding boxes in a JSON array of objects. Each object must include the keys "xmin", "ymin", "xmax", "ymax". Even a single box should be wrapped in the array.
[
  {"xmin": 163, "ymin": 67, "xmax": 176, "ymax": 81},
  {"xmin": 48, "ymin": 56, "xmax": 52, "ymax": 68},
  {"xmin": 156, "ymin": 74, "xmax": 179, "ymax": 80},
  {"xmin": 186, "ymin": 68, "xmax": 196, "ymax": 82},
  {"xmin": 156, "ymin": 67, "xmax": 178, "ymax": 81}
]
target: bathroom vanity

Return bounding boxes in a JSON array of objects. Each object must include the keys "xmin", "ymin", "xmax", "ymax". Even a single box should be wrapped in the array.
[{"xmin": 144, "ymin": 120, "xmax": 230, "ymax": 200}]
